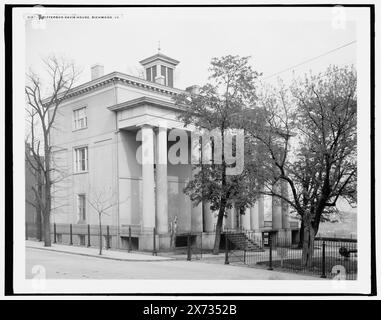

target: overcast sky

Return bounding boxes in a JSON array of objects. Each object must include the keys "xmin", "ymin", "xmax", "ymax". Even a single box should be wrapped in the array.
[{"xmin": 25, "ymin": 7, "xmax": 356, "ymax": 90}]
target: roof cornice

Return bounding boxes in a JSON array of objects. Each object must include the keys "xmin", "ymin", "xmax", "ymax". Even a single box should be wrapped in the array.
[
  {"xmin": 139, "ymin": 53, "xmax": 180, "ymax": 66},
  {"xmin": 43, "ymin": 71, "xmax": 185, "ymax": 105},
  {"xmin": 108, "ymin": 96, "xmax": 184, "ymax": 112}
]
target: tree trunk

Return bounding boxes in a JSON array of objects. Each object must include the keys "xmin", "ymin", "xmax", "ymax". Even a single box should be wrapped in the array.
[
  {"xmin": 99, "ymin": 214, "xmax": 102, "ymax": 255},
  {"xmin": 301, "ymin": 217, "xmax": 316, "ymax": 267},
  {"xmin": 36, "ymin": 207, "xmax": 43, "ymax": 241},
  {"xmin": 298, "ymin": 219, "xmax": 304, "ymax": 249},
  {"xmin": 212, "ymin": 126, "xmax": 227, "ymax": 255},
  {"xmin": 43, "ymin": 138, "xmax": 52, "ymax": 247},
  {"xmin": 36, "ymin": 168, "xmax": 43, "ymax": 241},
  {"xmin": 43, "ymin": 210, "xmax": 51, "ymax": 247},
  {"xmin": 212, "ymin": 202, "xmax": 226, "ymax": 255}
]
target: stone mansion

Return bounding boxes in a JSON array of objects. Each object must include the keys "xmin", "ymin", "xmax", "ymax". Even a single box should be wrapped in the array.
[{"xmin": 49, "ymin": 52, "xmax": 299, "ymax": 250}]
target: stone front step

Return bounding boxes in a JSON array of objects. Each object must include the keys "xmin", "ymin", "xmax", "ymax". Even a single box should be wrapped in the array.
[{"xmin": 225, "ymin": 232, "xmax": 264, "ymax": 252}]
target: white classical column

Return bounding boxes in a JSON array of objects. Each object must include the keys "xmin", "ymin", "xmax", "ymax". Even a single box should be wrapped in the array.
[
  {"xmin": 231, "ymin": 202, "xmax": 238, "ymax": 229},
  {"xmin": 156, "ymin": 126, "xmax": 168, "ymax": 234},
  {"xmin": 257, "ymin": 186, "xmax": 265, "ymax": 229},
  {"xmin": 231, "ymin": 206, "xmax": 238, "ymax": 230},
  {"xmin": 191, "ymin": 168, "xmax": 202, "ymax": 233},
  {"xmin": 141, "ymin": 125, "xmax": 156, "ymax": 231},
  {"xmin": 257, "ymin": 196, "xmax": 265, "ymax": 229},
  {"xmin": 251, "ymin": 193, "xmax": 265, "ymax": 237},
  {"xmin": 191, "ymin": 202, "xmax": 203, "ymax": 232},
  {"xmin": 190, "ymin": 133, "xmax": 203, "ymax": 233},
  {"xmin": 224, "ymin": 207, "xmax": 234, "ymax": 230},
  {"xmin": 281, "ymin": 180, "xmax": 290, "ymax": 229},
  {"xmin": 203, "ymin": 202, "xmax": 214, "ymax": 232},
  {"xmin": 242, "ymin": 207, "xmax": 251, "ymax": 230},
  {"xmin": 272, "ymin": 182, "xmax": 282, "ymax": 230},
  {"xmin": 201, "ymin": 133, "xmax": 214, "ymax": 232},
  {"xmin": 250, "ymin": 203, "xmax": 259, "ymax": 230},
  {"xmin": 226, "ymin": 202, "xmax": 238, "ymax": 230}
]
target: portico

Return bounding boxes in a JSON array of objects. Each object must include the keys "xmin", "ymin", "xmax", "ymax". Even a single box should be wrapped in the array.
[
  {"xmin": 109, "ymin": 96, "xmax": 192, "ymax": 249},
  {"xmin": 109, "ymin": 97, "xmax": 293, "ymax": 249}
]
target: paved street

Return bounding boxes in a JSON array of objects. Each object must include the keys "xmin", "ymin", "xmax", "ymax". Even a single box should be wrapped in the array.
[{"xmin": 26, "ymin": 247, "xmax": 317, "ymax": 280}]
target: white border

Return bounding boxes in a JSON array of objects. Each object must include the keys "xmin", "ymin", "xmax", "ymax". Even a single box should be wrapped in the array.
[{"xmin": 11, "ymin": 5, "xmax": 373, "ymax": 295}]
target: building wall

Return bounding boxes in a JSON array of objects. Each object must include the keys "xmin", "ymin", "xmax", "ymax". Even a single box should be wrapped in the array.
[
  {"xmin": 118, "ymin": 129, "xmax": 142, "ymax": 227},
  {"xmin": 50, "ymin": 86, "xmax": 118, "ymax": 226}
]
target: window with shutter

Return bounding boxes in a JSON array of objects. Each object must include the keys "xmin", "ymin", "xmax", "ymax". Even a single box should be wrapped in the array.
[
  {"xmin": 74, "ymin": 146, "xmax": 88, "ymax": 173},
  {"xmin": 146, "ymin": 67, "xmax": 151, "ymax": 81},
  {"xmin": 78, "ymin": 194, "xmax": 86, "ymax": 221},
  {"xmin": 167, "ymin": 68, "xmax": 173, "ymax": 87},
  {"xmin": 73, "ymin": 107, "xmax": 87, "ymax": 130},
  {"xmin": 152, "ymin": 65, "xmax": 157, "ymax": 80}
]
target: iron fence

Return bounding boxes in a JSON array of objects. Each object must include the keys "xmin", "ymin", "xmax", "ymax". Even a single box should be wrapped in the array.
[
  {"xmin": 26, "ymin": 222, "xmax": 143, "ymax": 251},
  {"xmin": 26, "ymin": 222, "xmax": 357, "ymax": 279},
  {"xmin": 225, "ymin": 233, "xmax": 357, "ymax": 280}
]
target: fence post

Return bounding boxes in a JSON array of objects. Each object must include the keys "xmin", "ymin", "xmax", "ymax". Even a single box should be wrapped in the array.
[
  {"xmin": 53, "ymin": 223, "xmax": 57, "ymax": 244},
  {"xmin": 25, "ymin": 223, "xmax": 28, "ymax": 240},
  {"xmin": 268, "ymin": 232, "xmax": 273, "ymax": 270},
  {"xmin": 224, "ymin": 233, "xmax": 229, "ymax": 265},
  {"xmin": 321, "ymin": 241, "xmax": 327, "ymax": 278},
  {"xmin": 187, "ymin": 234, "xmax": 191, "ymax": 261},
  {"xmin": 128, "ymin": 225, "xmax": 132, "ymax": 252},
  {"xmin": 69, "ymin": 224, "xmax": 73, "ymax": 245},
  {"xmin": 200, "ymin": 232, "xmax": 203, "ymax": 259},
  {"xmin": 152, "ymin": 227, "xmax": 157, "ymax": 256},
  {"xmin": 106, "ymin": 225, "xmax": 110, "ymax": 249},
  {"xmin": 87, "ymin": 224, "xmax": 91, "ymax": 247},
  {"xmin": 38, "ymin": 218, "xmax": 43, "ymax": 241}
]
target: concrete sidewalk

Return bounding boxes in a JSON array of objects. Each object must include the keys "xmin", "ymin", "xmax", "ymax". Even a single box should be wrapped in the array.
[
  {"xmin": 27, "ymin": 247, "xmax": 320, "ymax": 280},
  {"xmin": 25, "ymin": 241, "xmax": 322, "ymax": 280},
  {"xmin": 26, "ymin": 240, "xmax": 174, "ymax": 262}
]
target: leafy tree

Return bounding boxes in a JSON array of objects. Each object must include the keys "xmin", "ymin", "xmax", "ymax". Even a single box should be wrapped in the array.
[
  {"xmin": 244, "ymin": 65, "xmax": 357, "ymax": 265},
  {"xmin": 174, "ymin": 55, "xmax": 261, "ymax": 254}
]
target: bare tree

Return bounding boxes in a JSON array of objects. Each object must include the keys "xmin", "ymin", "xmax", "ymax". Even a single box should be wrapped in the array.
[
  {"xmin": 126, "ymin": 65, "xmax": 145, "ymax": 79},
  {"xmin": 25, "ymin": 56, "xmax": 80, "ymax": 246},
  {"xmin": 87, "ymin": 187, "xmax": 118, "ymax": 255},
  {"xmin": 25, "ymin": 142, "xmax": 43, "ymax": 241}
]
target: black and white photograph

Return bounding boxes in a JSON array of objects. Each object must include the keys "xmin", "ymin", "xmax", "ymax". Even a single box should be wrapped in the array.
[{"xmin": 2, "ymin": 2, "xmax": 379, "ymax": 301}]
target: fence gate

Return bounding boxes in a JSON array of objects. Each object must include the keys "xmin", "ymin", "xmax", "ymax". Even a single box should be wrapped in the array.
[{"xmin": 224, "ymin": 231, "xmax": 266, "ymax": 265}]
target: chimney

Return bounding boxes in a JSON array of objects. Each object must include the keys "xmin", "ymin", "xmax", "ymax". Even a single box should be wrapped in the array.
[
  {"xmin": 186, "ymin": 85, "xmax": 200, "ymax": 95},
  {"xmin": 155, "ymin": 75, "xmax": 165, "ymax": 85},
  {"xmin": 91, "ymin": 64, "xmax": 104, "ymax": 80}
]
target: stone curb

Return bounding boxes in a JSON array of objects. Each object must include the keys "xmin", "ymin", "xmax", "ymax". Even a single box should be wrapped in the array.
[{"xmin": 26, "ymin": 245, "xmax": 175, "ymax": 262}]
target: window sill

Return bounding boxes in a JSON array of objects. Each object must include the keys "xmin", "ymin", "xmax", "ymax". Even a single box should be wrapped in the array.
[
  {"xmin": 73, "ymin": 171, "xmax": 89, "ymax": 175},
  {"xmin": 73, "ymin": 127, "xmax": 88, "ymax": 132}
]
